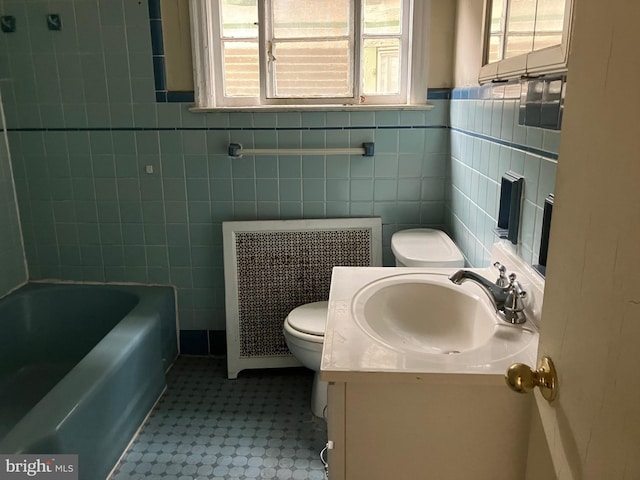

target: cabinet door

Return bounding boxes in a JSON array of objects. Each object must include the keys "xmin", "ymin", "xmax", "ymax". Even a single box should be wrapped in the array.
[{"xmin": 336, "ymin": 381, "xmax": 529, "ymax": 480}]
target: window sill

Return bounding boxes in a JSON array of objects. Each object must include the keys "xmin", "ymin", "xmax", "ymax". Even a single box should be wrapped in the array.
[{"xmin": 188, "ymin": 103, "xmax": 435, "ymax": 113}]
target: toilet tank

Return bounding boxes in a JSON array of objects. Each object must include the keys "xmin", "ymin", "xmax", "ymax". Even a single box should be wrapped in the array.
[{"xmin": 391, "ymin": 229, "xmax": 464, "ymax": 268}]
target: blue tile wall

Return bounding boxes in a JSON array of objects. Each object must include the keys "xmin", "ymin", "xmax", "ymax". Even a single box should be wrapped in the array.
[
  {"xmin": 447, "ymin": 81, "xmax": 561, "ymax": 267},
  {"xmin": 0, "ymin": 0, "xmax": 450, "ymax": 337},
  {"xmin": 0, "ymin": 84, "xmax": 27, "ymax": 297}
]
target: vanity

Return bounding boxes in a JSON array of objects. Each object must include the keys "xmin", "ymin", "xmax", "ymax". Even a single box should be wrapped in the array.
[{"xmin": 321, "ymin": 242, "xmax": 544, "ymax": 480}]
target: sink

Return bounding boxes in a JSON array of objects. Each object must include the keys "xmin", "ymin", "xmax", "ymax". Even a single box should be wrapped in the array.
[
  {"xmin": 351, "ymin": 273, "xmax": 499, "ymax": 355},
  {"xmin": 322, "ymin": 245, "xmax": 541, "ymax": 377}
]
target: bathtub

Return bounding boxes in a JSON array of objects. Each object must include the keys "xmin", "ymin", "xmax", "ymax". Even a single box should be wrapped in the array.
[{"xmin": 0, "ymin": 283, "xmax": 177, "ymax": 480}]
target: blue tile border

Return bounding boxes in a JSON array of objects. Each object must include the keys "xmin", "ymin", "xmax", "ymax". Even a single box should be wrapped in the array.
[
  {"xmin": 208, "ymin": 330, "xmax": 227, "ymax": 356},
  {"xmin": 451, "ymin": 126, "xmax": 559, "ymax": 160},
  {"xmin": 179, "ymin": 329, "xmax": 209, "ymax": 355},
  {"xmin": 178, "ymin": 329, "xmax": 227, "ymax": 356},
  {"xmin": 148, "ymin": 0, "xmax": 184, "ymax": 104},
  {"xmin": 147, "ymin": 0, "xmax": 161, "ymax": 20},
  {"xmin": 7, "ymin": 125, "xmax": 449, "ymax": 133},
  {"xmin": 452, "ymin": 77, "xmax": 565, "ymax": 131},
  {"xmin": 167, "ymin": 91, "xmax": 196, "ymax": 103},
  {"xmin": 426, "ymin": 88, "xmax": 451, "ymax": 100},
  {"xmin": 452, "ymin": 83, "xmax": 521, "ymax": 100}
]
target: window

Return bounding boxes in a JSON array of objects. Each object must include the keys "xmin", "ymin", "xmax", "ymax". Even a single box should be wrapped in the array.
[
  {"xmin": 479, "ymin": 0, "xmax": 574, "ymax": 83},
  {"xmin": 189, "ymin": 0, "xmax": 426, "ymax": 109}
]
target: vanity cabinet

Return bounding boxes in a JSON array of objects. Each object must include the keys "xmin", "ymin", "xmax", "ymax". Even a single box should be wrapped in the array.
[{"xmin": 326, "ymin": 376, "xmax": 531, "ymax": 480}]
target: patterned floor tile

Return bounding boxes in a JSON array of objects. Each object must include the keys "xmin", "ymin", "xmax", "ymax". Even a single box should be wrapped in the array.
[{"xmin": 109, "ymin": 357, "xmax": 327, "ymax": 480}]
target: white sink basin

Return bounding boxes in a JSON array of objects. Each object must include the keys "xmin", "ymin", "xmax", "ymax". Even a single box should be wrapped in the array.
[
  {"xmin": 322, "ymin": 245, "xmax": 542, "ymax": 378},
  {"xmin": 352, "ymin": 273, "xmax": 497, "ymax": 355}
]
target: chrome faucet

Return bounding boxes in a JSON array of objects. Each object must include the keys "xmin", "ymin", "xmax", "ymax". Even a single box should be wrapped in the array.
[{"xmin": 448, "ymin": 262, "xmax": 527, "ymax": 324}]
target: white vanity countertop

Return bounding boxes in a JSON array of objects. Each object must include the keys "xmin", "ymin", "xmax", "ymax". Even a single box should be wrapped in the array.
[{"xmin": 320, "ymin": 243, "xmax": 544, "ymax": 384}]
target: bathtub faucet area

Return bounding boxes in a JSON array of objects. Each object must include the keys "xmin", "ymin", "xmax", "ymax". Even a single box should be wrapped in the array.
[{"xmin": 448, "ymin": 264, "xmax": 528, "ymax": 324}]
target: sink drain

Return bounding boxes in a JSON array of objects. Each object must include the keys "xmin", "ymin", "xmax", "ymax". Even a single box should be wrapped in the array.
[{"xmin": 443, "ymin": 350, "xmax": 461, "ymax": 355}]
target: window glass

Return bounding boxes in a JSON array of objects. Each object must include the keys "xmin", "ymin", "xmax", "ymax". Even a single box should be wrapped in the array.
[
  {"xmin": 362, "ymin": 38, "xmax": 400, "ymax": 95},
  {"xmin": 220, "ymin": 0, "xmax": 258, "ymax": 38},
  {"xmin": 363, "ymin": 0, "xmax": 401, "ymax": 35},
  {"xmin": 533, "ymin": 0, "xmax": 566, "ymax": 50},
  {"xmin": 272, "ymin": 0, "xmax": 350, "ymax": 38},
  {"xmin": 481, "ymin": 0, "xmax": 571, "ymax": 82},
  {"xmin": 362, "ymin": 0, "xmax": 403, "ymax": 97},
  {"xmin": 220, "ymin": 0, "xmax": 259, "ymax": 97},
  {"xmin": 505, "ymin": 0, "xmax": 536, "ymax": 59},
  {"xmin": 223, "ymin": 42, "xmax": 260, "ymax": 97},
  {"xmin": 487, "ymin": 0, "xmax": 504, "ymax": 63},
  {"xmin": 272, "ymin": 40, "xmax": 352, "ymax": 97},
  {"xmin": 487, "ymin": 0, "xmax": 567, "ymax": 63}
]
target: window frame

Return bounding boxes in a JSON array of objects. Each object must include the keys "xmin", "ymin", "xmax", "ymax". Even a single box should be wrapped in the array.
[
  {"xmin": 478, "ymin": 0, "xmax": 574, "ymax": 84},
  {"xmin": 189, "ymin": 0, "xmax": 427, "ymax": 110}
]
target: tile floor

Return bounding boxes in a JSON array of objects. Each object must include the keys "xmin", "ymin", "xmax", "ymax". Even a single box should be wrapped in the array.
[{"xmin": 109, "ymin": 356, "xmax": 327, "ymax": 480}]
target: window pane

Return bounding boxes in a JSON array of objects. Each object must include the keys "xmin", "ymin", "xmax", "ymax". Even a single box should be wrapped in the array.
[
  {"xmin": 223, "ymin": 41, "xmax": 260, "ymax": 97},
  {"xmin": 272, "ymin": 0, "xmax": 349, "ymax": 38},
  {"xmin": 505, "ymin": 0, "xmax": 536, "ymax": 58},
  {"xmin": 220, "ymin": 0, "xmax": 258, "ymax": 38},
  {"xmin": 506, "ymin": 0, "xmax": 537, "ymax": 32},
  {"xmin": 362, "ymin": 38, "xmax": 400, "ymax": 95},
  {"xmin": 533, "ymin": 0, "xmax": 565, "ymax": 50},
  {"xmin": 505, "ymin": 35, "xmax": 534, "ymax": 58},
  {"xmin": 490, "ymin": 0, "xmax": 504, "ymax": 33},
  {"xmin": 364, "ymin": 0, "xmax": 401, "ymax": 35},
  {"xmin": 488, "ymin": 35, "xmax": 502, "ymax": 63},
  {"xmin": 272, "ymin": 40, "xmax": 351, "ymax": 97}
]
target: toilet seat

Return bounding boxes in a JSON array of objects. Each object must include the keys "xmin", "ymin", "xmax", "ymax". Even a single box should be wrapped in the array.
[{"xmin": 285, "ymin": 301, "xmax": 328, "ymax": 338}]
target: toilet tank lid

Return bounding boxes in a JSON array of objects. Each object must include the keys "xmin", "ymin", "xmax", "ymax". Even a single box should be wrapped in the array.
[
  {"xmin": 391, "ymin": 229, "xmax": 464, "ymax": 267},
  {"xmin": 286, "ymin": 301, "xmax": 328, "ymax": 336}
]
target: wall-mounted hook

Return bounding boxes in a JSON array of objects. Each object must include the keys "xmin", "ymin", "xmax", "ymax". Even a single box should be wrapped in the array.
[
  {"xmin": 46, "ymin": 14, "xmax": 62, "ymax": 31},
  {"xmin": 0, "ymin": 16, "xmax": 16, "ymax": 33}
]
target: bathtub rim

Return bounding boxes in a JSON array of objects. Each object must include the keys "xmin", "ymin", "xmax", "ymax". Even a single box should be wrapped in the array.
[{"xmin": 0, "ymin": 280, "xmax": 180, "ymax": 361}]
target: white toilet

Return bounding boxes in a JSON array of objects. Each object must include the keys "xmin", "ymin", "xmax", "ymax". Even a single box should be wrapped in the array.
[
  {"xmin": 391, "ymin": 228, "xmax": 465, "ymax": 268},
  {"xmin": 283, "ymin": 228, "xmax": 464, "ymax": 418}
]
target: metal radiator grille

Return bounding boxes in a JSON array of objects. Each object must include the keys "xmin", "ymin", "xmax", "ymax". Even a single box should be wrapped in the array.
[{"xmin": 235, "ymin": 229, "xmax": 372, "ymax": 357}]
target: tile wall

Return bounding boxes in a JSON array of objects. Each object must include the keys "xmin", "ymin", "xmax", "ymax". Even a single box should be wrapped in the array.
[
  {"xmin": 0, "ymin": 1, "xmax": 450, "ymax": 349},
  {"xmin": 0, "ymin": 82, "xmax": 26, "ymax": 297},
  {"xmin": 447, "ymin": 83, "xmax": 561, "ymax": 267}
]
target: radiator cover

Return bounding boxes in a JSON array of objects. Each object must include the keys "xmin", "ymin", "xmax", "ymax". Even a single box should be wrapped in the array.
[{"xmin": 223, "ymin": 218, "xmax": 382, "ymax": 379}]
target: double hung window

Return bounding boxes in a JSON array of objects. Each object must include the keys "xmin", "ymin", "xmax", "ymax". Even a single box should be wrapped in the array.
[{"xmin": 190, "ymin": 0, "xmax": 422, "ymax": 109}]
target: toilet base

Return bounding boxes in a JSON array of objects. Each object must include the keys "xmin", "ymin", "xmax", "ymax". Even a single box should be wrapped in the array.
[{"xmin": 311, "ymin": 371, "xmax": 328, "ymax": 419}]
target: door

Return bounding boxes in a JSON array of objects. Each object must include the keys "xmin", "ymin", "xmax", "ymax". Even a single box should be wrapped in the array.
[{"xmin": 526, "ymin": 1, "xmax": 640, "ymax": 478}]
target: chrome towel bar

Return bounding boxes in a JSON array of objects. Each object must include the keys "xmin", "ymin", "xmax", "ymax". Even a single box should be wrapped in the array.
[{"xmin": 228, "ymin": 142, "xmax": 374, "ymax": 158}]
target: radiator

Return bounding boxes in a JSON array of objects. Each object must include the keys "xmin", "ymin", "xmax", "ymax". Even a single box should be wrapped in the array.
[{"xmin": 223, "ymin": 218, "xmax": 382, "ymax": 379}]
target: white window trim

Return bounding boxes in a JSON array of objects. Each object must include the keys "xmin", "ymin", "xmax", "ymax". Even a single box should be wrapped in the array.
[
  {"xmin": 188, "ymin": 0, "xmax": 430, "ymax": 111},
  {"xmin": 478, "ymin": 0, "xmax": 575, "ymax": 84}
]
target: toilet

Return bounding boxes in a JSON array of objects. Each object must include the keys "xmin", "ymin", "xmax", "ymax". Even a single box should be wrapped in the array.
[
  {"xmin": 283, "ymin": 228, "xmax": 464, "ymax": 418},
  {"xmin": 282, "ymin": 301, "xmax": 328, "ymax": 418},
  {"xmin": 391, "ymin": 228, "xmax": 465, "ymax": 268}
]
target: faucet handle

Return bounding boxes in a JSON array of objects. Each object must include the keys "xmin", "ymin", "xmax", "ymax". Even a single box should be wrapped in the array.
[
  {"xmin": 493, "ymin": 262, "xmax": 509, "ymax": 287},
  {"xmin": 507, "ymin": 273, "xmax": 527, "ymax": 298},
  {"xmin": 504, "ymin": 274, "xmax": 528, "ymax": 324}
]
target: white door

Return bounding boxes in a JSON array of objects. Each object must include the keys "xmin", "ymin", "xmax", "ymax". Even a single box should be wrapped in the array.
[{"xmin": 526, "ymin": 1, "xmax": 640, "ymax": 478}]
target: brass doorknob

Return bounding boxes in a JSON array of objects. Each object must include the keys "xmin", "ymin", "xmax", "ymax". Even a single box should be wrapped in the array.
[{"xmin": 505, "ymin": 356, "xmax": 557, "ymax": 402}]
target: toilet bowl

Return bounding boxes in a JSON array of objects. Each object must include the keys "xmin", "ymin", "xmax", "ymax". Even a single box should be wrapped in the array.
[
  {"xmin": 283, "ymin": 229, "xmax": 463, "ymax": 418},
  {"xmin": 282, "ymin": 301, "xmax": 328, "ymax": 418}
]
